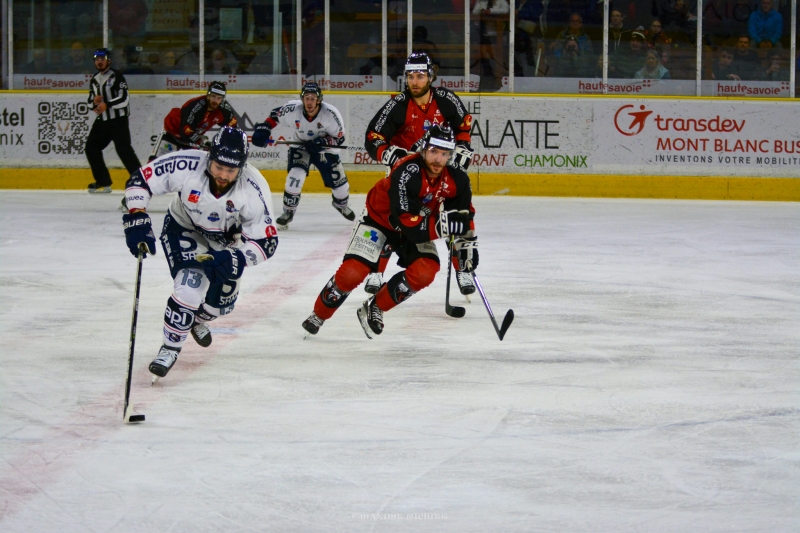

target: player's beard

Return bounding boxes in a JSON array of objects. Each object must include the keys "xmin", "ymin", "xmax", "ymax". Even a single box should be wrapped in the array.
[{"xmin": 408, "ymin": 83, "xmax": 430, "ymax": 99}]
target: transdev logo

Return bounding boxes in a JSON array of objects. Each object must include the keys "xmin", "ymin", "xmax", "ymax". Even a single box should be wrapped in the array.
[
  {"xmin": 188, "ymin": 190, "xmax": 201, "ymax": 203},
  {"xmin": 614, "ymin": 105, "xmax": 654, "ymax": 136}
]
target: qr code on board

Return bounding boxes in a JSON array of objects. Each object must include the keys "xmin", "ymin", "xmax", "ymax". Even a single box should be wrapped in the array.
[{"xmin": 37, "ymin": 101, "xmax": 91, "ymax": 155}]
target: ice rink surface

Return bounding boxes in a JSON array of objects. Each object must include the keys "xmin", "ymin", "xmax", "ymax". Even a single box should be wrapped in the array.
[{"xmin": 1, "ymin": 190, "xmax": 798, "ymax": 532}]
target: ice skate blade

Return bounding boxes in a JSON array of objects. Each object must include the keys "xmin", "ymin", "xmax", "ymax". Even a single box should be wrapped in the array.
[
  {"xmin": 151, "ymin": 375, "xmax": 160, "ymax": 386},
  {"xmin": 277, "ymin": 224, "xmax": 289, "ymax": 231}
]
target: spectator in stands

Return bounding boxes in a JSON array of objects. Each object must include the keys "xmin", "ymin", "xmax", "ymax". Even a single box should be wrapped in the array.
[
  {"xmin": 551, "ymin": 13, "xmax": 594, "ymax": 57},
  {"xmin": 659, "ymin": 0, "xmax": 697, "ymax": 44},
  {"xmin": 611, "ymin": 30, "xmax": 647, "ymax": 79},
  {"xmin": 644, "ymin": 18, "xmax": 672, "ymax": 49},
  {"xmin": 729, "ymin": 0, "xmax": 756, "ymax": 39},
  {"xmin": 760, "ymin": 51, "xmax": 788, "ymax": 80},
  {"xmin": 712, "ymin": 46, "xmax": 743, "ymax": 80},
  {"xmin": 748, "ymin": 0, "xmax": 782, "ymax": 48},
  {"xmin": 515, "ymin": 0, "xmax": 544, "ymax": 65},
  {"xmin": 109, "ymin": 0, "xmax": 148, "ymax": 48},
  {"xmin": 702, "ymin": 0, "xmax": 735, "ymax": 43},
  {"xmin": 608, "ymin": 9, "xmax": 631, "ymax": 53},
  {"xmin": 553, "ymin": 35, "xmax": 594, "ymax": 78},
  {"xmin": 122, "ymin": 46, "xmax": 155, "ymax": 75},
  {"xmin": 733, "ymin": 35, "xmax": 760, "ymax": 79},
  {"xmin": 207, "ymin": 48, "xmax": 233, "ymax": 75},
  {"xmin": 635, "ymin": 48, "xmax": 671, "ymax": 79},
  {"xmin": 19, "ymin": 48, "xmax": 56, "ymax": 74},
  {"xmin": 473, "ymin": 0, "xmax": 511, "ymax": 86},
  {"xmin": 61, "ymin": 41, "xmax": 94, "ymax": 75},
  {"xmin": 55, "ymin": 0, "xmax": 95, "ymax": 40}
]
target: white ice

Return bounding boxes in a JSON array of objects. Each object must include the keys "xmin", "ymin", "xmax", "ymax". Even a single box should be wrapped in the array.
[{"xmin": 1, "ymin": 191, "xmax": 798, "ymax": 532}]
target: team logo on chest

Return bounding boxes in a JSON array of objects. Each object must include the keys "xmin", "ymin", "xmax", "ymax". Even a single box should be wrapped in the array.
[
  {"xmin": 208, "ymin": 212, "xmax": 220, "ymax": 222},
  {"xmin": 188, "ymin": 190, "xmax": 201, "ymax": 203},
  {"xmin": 422, "ymin": 192, "xmax": 434, "ymax": 204},
  {"xmin": 226, "ymin": 200, "xmax": 237, "ymax": 213}
]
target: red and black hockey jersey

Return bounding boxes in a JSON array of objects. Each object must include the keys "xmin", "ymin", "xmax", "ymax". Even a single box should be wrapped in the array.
[
  {"xmin": 364, "ymin": 87, "xmax": 473, "ymax": 163},
  {"xmin": 366, "ymin": 153, "xmax": 475, "ymax": 244},
  {"xmin": 163, "ymin": 95, "xmax": 237, "ymax": 146}
]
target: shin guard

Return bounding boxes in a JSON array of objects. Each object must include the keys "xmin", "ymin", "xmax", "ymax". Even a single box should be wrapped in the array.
[{"xmin": 163, "ymin": 296, "xmax": 197, "ymax": 348}]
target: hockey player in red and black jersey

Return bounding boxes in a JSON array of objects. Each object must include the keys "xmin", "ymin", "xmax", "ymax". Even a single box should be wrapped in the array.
[
  {"xmin": 362, "ymin": 52, "xmax": 477, "ymax": 297},
  {"xmin": 151, "ymin": 81, "xmax": 238, "ymax": 160},
  {"xmin": 302, "ymin": 125, "xmax": 479, "ymax": 340}
]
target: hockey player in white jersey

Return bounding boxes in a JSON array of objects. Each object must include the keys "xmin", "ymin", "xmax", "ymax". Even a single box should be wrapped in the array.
[
  {"xmin": 251, "ymin": 82, "xmax": 355, "ymax": 229},
  {"xmin": 121, "ymin": 127, "xmax": 279, "ymax": 380}
]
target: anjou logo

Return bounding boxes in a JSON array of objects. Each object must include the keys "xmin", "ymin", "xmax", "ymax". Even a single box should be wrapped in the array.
[{"xmin": 614, "ymin": 104, "xmax": 654, "ymax": 136}]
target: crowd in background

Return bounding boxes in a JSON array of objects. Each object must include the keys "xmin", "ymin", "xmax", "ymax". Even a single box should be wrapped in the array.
[{"xmin": 6, "ymin": 0, "xmax": 798, "ymax": 93}]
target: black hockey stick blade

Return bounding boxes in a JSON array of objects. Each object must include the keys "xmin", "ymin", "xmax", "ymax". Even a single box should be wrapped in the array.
[
  {"xmin": 445, "ymin": 236, "xmax": 465, "ymax": 318},
  {"xmin": 497, "ymin": 309, "xmax": 515, "ymax": 341},
  {"xmin": 473, "ymin": 273, "xmax": 514, "ymax": 341},
  {"xmin": 124, "ymin": 404, "xmax": 145, "ymax": 423}
]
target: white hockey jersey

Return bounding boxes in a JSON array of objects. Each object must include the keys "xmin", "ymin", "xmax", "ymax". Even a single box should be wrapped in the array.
[
  {"xmin": 268, "ymin": 100, "xmax": 346, "ymax": 152},
  {"xmin": 125, "ymin": 150, "xmax": 278, "ymax": 267}
]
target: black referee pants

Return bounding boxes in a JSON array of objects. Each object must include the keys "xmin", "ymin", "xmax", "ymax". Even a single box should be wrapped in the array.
[{"xmin": 85, "ymin": 116, "xmax": 142, "ymax": 187}]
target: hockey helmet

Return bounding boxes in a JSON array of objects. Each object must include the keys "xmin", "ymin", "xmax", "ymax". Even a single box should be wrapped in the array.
[
  {"xmin": 405, "ymin": 52, "xmax": 434, "ymax": 79},
  {"xmin": 300, "ymin": 82, "xmax": 323, "ymax": 102},
  {"xmin": 422, "ymin": 124, "xmax": 456, "ymax": 153},
  {"xmin": 209, "ymin": 127, "xmax": 249, "ymax": 171},
  {"xmin": 93, "ymin": 48, "xmax": 112, "ymax": 60},
  {"xmin": 207, "ymin": 81, "xmax": 227, "ymax": 99}
]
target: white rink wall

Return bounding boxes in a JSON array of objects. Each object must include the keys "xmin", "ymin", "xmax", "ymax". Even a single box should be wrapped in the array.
[{"xmin": 1, "ymin": 92, "xmax": 799, "ymax": 177}]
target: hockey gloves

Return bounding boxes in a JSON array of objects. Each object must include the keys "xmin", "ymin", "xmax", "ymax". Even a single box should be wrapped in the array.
[
  {"xmin": 122, "ymin": 211, "xmax": 157, "ymax": 257},
  {"xmin": 251, "ymin": 122, "xmax": 274, "ymax": 147},
  {"xmin": 451, "ymin": 142, "xmax": 474, "ymax": 171},
  {"xmin": 380, "ymin": 146, "xmax": 409, "ymax": 167},
  {"xmin": 202, "ymin": 249, "xmax": 246, "ymax": 284},
  {"xmin": 313, "ymin": 136, "xmax": 339, "ymax": 148},
  {"xmin": 454, "ymin": 236, "xmax": 479, "ymax": 272},
  {"xmin": 437, "ymin": 209, "xmax": 470, "ymax": 239}
]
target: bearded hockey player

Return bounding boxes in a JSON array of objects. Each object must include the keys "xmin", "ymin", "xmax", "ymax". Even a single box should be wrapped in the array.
[
  {"xmin": 362, "ymin": 52, "xmax": 476, "ymax": 297},
  {"xmin": 302, "ymin": 125, "xmax": 479, "ymax": 340},
  {"xmin": 121, "ymin": 127, "xmax": 279, "ymax": 380},
  {"xmin": 251, "ymin": 82, "xmax": 354, "ymax": 229}
]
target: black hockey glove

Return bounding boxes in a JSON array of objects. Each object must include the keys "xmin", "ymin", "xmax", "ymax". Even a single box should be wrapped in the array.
[
  {"xmin": 313, "ymin": 136, "xmax": 339, "ymax": 148},
  {"xmin": 451, "ymin": 142, "xmax": 474, "ymax": 171},
  {"xmin": 122, "ymin": 211, "xmax": 156, "ymax": 258},
  {"xmin": 437, "ymin": 209, "xmax": 470, "ymax": 238},
  {"xmin": 454, "ymin": 236, "xmax": 479, "ymax": 272},
  {"xmin": 251, "ymin": 122, "xmax": 274, "ymax": 147},
  {"xmin": 202, "ymin": 249, "xmax": 246, "ymax": 283},
  {"xmin": 380, "ymin": 145, "xmax": 409, "ymax": 167}
]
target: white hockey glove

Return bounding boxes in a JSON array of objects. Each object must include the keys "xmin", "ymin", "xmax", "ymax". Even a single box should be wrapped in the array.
[
  {"xmin": 454, "ymin": 236, "xmax": 479, "ymax": 272},
  {"xmin": 451, "ymin": 142, "xmax": 474, "ymax": 171},
  {"xmin": 437, "ymin": 209, "xmax": 470, "ymax": 239},
  {"xmin": 199, "ymin": 135, "xmax": 212, "ymax": 150},
  {"xmin": 380, "ymin": 145, "xmax": 409, "ymax": 167}
]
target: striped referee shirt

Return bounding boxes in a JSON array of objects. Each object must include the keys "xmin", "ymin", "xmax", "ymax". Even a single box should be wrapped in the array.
[{"xmin": 87, "ymin": 68, "xmax": 131, "ymax": 121}]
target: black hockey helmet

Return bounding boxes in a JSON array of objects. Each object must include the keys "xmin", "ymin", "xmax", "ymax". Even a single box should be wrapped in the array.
[
  {"xmin": 422, "ymin": 124, "xmax": 456, "ymax": 153},
  {"xmin": 405, "ymin": 52, "xmax": 434, "ymax": 79},
  {"xmin": 93, "ymin": 48, "xmax": 112, "ymax": 60},
  {"xmin": 207, "ymin": 81, "xmax": 227, "ymax": 99},
  {"xmin": 300, "ymin": 81, "xmax": 323, "ymax": 102},
  {"xmin": 209, "ymin": 127, "xmax": 249, "ymax": 170}
]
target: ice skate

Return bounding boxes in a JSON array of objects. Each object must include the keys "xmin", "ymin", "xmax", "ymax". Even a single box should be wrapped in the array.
[
  {"xmin": 190, "ymin": 322, "xmax": 212, "ymax": 347},
  {"xmin": 276, "ymin": 210, "xmax": 294, "ymax": 230},
  {"xmin": 364, "ymin": 272, "xmax": 383, "ymax": 294},
  {"xmin": 456, "ymin": 271, "xmax": 476, "ymax": 296},
  {"xmin": 118, "ymin": 196, "xmax": 128, "ymax": 212},
  {"xmin": 149, "ymin": 345, "xmax": 180, "ymax": 379},
  {"xmin": 88, "ymin": 182, "xmax": 112, "ymax": 194},
  {"xmin": 302, "ymin": 312, "xmax": 325, "ymax": 337},
  {"xmin": 332, "ymin": 200, "xmax": 355, "ymax": 221},
  {"xmin": 357, "ymin": 296, "xmax": 383, "ymax": 339}
]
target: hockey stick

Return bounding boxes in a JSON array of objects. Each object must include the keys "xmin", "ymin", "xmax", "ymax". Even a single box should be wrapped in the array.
[
  {"xmin": 472, "ymin": 273, "xmax": 514, "ymax": 341},
  {"xmin": 123, "ymin": 245, "xmax": 146, "ymax": 423},
  {"xmin": 274, "ymin": 140, "xmax": 354, "ymax": 149},
  {"xmin": 445, "ymin": 236, "xmax": 466, "ymax": 318}
]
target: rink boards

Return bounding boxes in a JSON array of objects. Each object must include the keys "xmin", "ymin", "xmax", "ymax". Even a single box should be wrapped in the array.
[{"xmin": 0, "ymin": 91, "xmax": 798, "ymax": 200}]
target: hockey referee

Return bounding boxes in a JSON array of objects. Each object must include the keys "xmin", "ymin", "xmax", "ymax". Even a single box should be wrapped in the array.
[{"xmin": 85, "ymin": 48, "xmax": 142, "ymax": 193}]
